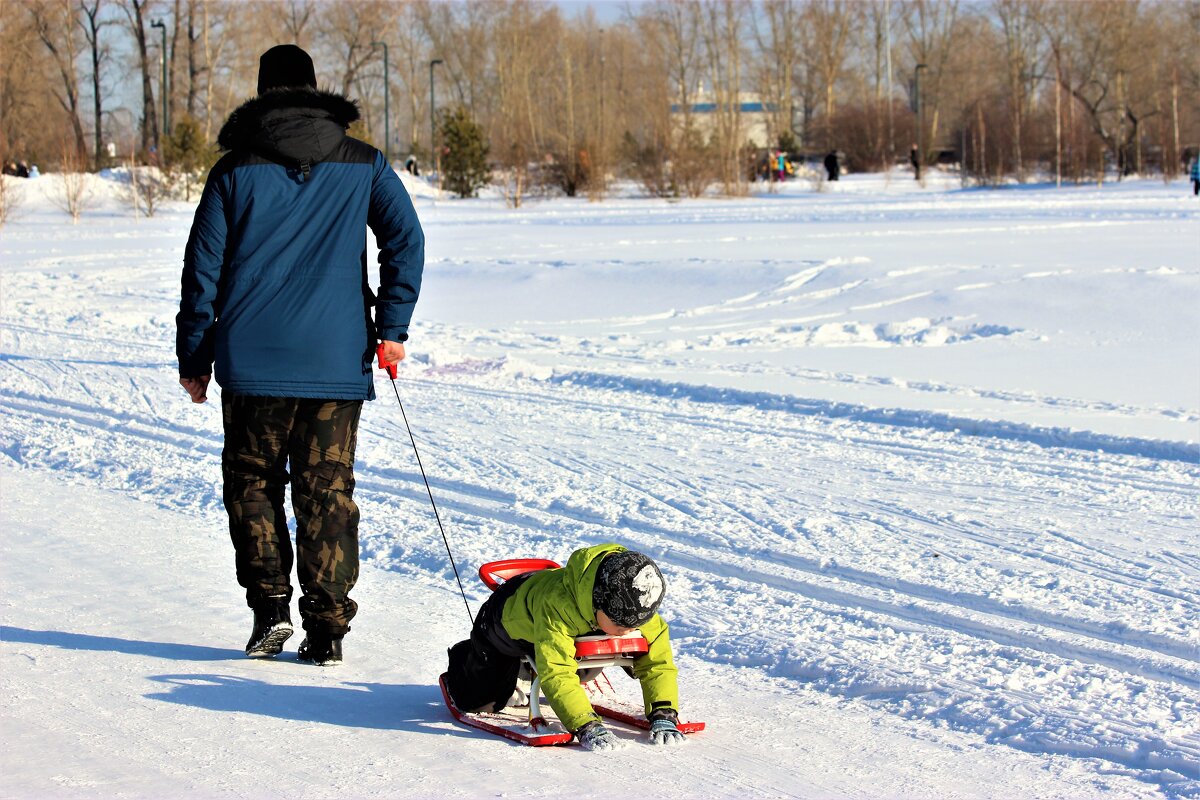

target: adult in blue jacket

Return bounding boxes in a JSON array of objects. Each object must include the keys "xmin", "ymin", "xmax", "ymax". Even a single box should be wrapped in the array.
[{"xmin": 176, "ymin": 45, "xmax": 424, "ymax": 666}]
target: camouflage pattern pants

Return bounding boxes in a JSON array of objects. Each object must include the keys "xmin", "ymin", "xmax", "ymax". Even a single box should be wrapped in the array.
[{"xmin": 222, "ymin": 394, "xmax": 363, "ymax": 636}]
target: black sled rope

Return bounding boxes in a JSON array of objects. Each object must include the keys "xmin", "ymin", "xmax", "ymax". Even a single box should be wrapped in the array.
[{"xmin": 378, "ymin": 346, "xmax": 474, "ymax": 627}]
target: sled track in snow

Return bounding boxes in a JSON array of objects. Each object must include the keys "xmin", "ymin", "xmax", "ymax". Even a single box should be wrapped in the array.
[
  {"xmin": 545, "ymin": 370, "xmax": 1199, "ymax": 464},
  {"xmin": 3, "ymin": 372, "xmax": 1196, "ymax": 690},
  {"xmin": 664, "ymin": 548, "xmax": 1198, "ymax": 686}
]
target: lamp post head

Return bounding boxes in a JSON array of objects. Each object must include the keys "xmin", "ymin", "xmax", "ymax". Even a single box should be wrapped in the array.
[
  {"xmin": 150, "ymin": 19, "xmax": 164, "ymax": 28},
  {"xmin": 431, "ymin": 58, "xmax": 444, "ymax": 67}
]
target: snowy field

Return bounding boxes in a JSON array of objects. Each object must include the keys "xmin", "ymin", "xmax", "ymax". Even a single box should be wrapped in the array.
[{"xmin": 1, "ymin": 171, "xmax": 1197, "ymax": 799}]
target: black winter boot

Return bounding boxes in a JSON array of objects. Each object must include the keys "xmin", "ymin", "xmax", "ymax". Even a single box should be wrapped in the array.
[
  {"xmin": 297, "ymin": 632, "xmax": 343, "ymax": 666},
  {"xmin": 245, "ymin": 595, "xmax": 294, "ymax": 657}
]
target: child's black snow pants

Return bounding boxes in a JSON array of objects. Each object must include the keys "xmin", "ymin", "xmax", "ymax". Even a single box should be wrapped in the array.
[{"xmin": 445, "ymin": 573, "xmax": 534, "ymax": 713}]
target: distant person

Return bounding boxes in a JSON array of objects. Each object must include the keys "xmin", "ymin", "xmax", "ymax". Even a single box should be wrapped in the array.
[
  {"xmin": 176, "ymin": 44, "xmax": 425, "ymax": 667},
  {"xmin": 1191, "ymin": 156, "xmax": 1199, "ymax": 196},
  {"xmin": 824, "ymin": 150, "xmax": 839, "ymax": 182},
  {"xmin": 910, "ymin": 144, "xmax": 920, "ymax": 179},
  {"xmin": 404, "ymin": 155, "xmax": 420, "ymax": 176},
  {"xmin": 27, "ymin": 164, "xmax": 39, "ymax": 178}
]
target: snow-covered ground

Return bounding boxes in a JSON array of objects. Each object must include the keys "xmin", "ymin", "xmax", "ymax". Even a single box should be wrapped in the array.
[{"xmin": 1, "ymin": 171, "xmax": 1197, "ymax": 799}]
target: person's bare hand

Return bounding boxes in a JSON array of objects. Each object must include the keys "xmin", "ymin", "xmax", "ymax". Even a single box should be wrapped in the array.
[
  {"xmin": 180, "ymin": 375, "xmax": 211, "ymax": 403},
  {"xmin": 379, "ymin": 340, "xmax": 406, "ymax": 367}
]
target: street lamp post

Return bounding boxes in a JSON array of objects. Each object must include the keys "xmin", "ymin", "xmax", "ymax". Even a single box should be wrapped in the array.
[
  {"xmin": 372, "ymin": 41, "xmax": 390, "ymax": 165},
  {"xmin": 150, "ymin": 20, "xmax": 168, "ymax": 141},
  {"xmin": 429, "ymin": 59, "xmax": 444, "ymax": 176},
  {"xmin": 914, "ymin": 63, "xmax": 927, "ymax": 181}
]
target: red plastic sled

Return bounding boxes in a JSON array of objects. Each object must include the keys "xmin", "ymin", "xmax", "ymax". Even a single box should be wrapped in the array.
[{"xmin": 439, "ymin": 672, "xmax": 572, "ymax": 746}]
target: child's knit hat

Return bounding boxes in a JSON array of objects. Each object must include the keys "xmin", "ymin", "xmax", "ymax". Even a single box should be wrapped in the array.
[{"xmin": 592, "ymin": 551, "xmax": 665, "ymax": 628}]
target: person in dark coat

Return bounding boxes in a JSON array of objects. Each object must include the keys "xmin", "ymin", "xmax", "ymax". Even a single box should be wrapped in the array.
[
  {"xmin": 176, "ymin": 44, "xmax": 424, "ymax": 666},
  {"xmin": 824, "ymin": 150, "xmax": 839, "ymax": 181}
]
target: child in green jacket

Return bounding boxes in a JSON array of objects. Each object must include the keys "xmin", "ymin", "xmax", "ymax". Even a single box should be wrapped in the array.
[{"xmin": 444, "ymin": 543, "xmax": 685, "ymax": 750}]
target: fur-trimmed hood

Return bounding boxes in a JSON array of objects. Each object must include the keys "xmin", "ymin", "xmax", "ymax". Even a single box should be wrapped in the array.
[{"xmin": 217, "ymin": 88, "xmax": 360, "ymax": 167}]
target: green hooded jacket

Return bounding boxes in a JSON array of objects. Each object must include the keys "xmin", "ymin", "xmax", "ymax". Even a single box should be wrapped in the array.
[{"xmin": 500, "ymin": 543, "xmax": 679, "ymax": 732}]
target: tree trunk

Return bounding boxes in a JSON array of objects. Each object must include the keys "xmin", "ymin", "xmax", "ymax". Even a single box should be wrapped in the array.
[
  {"xmin": 81, "ymin": 0, "xmax": 108, "ymax": 170},
  {"xmin": 121, "ymin": 0, "xmax": 159, "ymax": 156},
  {"xmin": 186, "ymin": 0, "xmax": 198, "ymax": 117},
  {"xmin": 31, "ymin": 0, "xmax": 88, "ymax": 163},
  {"xmin": 168, "ymin": 0, "xmax": 180, "ymax": 134}
]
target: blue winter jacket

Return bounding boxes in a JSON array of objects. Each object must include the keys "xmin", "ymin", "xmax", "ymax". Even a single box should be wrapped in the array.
[{"xmin": 177, "ymin": 89, "xmax": 423, "ymax": 399}]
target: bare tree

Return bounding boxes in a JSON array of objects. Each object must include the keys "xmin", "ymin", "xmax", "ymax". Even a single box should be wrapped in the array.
[
  {"xmin": 899, "ymin": 0, "xmax": 961, "ymax": 165},
  {"xmin": 857, "ymin": 0, "xmax": 901, "ymax": 167},
  {"xmin": 414, "ymin": 0, "xmax": 495, "ymax": 123},
  {"xmin": 319, "ymin": 0, "xmax": 393, "ymax": 100},
  {"xmin": 0, "ymin": 174, "xmax": 24, "ymax": 229},
  {"xmin": 642, "ymin": 1, "xmax": 704, "ymax": 133},
  {"xmin": 281, "ymin": 0, "xmax": 316, "ymax": 44},
  {"xmin": 117, "ymin": 0, "xmax": 160, "ymax": 156},
  {"xmin": 631, "ymin": 1, "xmax": 709, "ymax": 196},
  {"xmin": 544, "ymin": 11, "xmax": 617, "ymax": 198},
  {"xmin": 79, "ymin": 0, "xmax": 114, "ymax": 170},
  {"xmin": 51, "ymin": 136, "xmax": 99, "ymax": 222},
  {"xmin": 198, "ymin": 0, "xmax": 234, "ymax": 143},
  {"xmin": 618, "ymin": 9, "xmax": 675, "ymax": 195},
  {"xmin": 27, "ymin": 0, "xmax": 89, "ymax": 163},
  {"xmin": 390, "ymin": 2, "xmax": 431, "ymax": 159},
  {"xmin": 803, "ymin": 0, "xmax": 859, "ymax": 150},
  {"xmin": 698, "ymin": 0, "xmax": 751, "ymax": 195},
  {"xmin": 992, "ymin": 0, "xmax": 1045, "ymax": 180},
  {"xmin": 1045, "ymin": 0, "xmax": 1152, "ymax": 178},
  {"xmin": 751, "ymin": 0, "xmax": 802, "ymax": 149},
  {"xmin": 489, "ymin": 1, "xmax": 554, "ymax": 206},
  {"xmin": 125, "ymin": 158, "xmax": 168, "ymax": 216}
]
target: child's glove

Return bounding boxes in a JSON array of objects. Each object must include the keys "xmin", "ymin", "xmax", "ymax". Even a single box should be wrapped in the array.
[
  {"xmin": 576, "ymin": 720, "xmax": 623, "ymax": 752},
  {"xmin": 648, "ymin": 708, "xmax": 686, "ymax": 746}
]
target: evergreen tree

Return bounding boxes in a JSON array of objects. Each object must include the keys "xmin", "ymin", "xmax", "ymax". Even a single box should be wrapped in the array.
[
  {"xmin": 439, "ymin": 106, "xmax": 490, "ymax": 198},
  {"xmin": 162, "ymin": 116, "xmax": 217, "ymax": 201}
]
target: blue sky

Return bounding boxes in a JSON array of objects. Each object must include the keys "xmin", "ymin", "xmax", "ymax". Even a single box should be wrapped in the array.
[{"xmin": 553, "ymin": 0, "xmax": 639, "ymax": 24}]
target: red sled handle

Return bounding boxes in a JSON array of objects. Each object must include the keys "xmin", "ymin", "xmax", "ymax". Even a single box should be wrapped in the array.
[{"xmin": 376, "ymin": 343, "xmax": 397, "ymax": 379}]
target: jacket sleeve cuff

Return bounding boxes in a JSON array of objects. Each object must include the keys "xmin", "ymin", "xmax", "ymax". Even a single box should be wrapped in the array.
[{"xmin": 376, "ymin": 328, "xmax": 409, "ymax": 343}]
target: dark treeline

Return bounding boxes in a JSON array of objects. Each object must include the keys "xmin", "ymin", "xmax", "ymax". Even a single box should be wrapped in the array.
[{"xmin": 3, "ymin": 0, "xmax": 1197, "ymax": 198}]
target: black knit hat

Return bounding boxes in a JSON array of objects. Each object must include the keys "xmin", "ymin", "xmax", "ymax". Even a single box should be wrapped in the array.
[
  {"xmin": 257, "ymin": 44, "xmax": 317, "ymax": 95},
  {"xmin": 593, "ymin": 551, "xmax": 665, "ymax": 628}
]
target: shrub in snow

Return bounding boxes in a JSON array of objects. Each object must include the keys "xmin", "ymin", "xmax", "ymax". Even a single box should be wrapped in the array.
[{"xmin": 0, "ymin": 175, "xmax": 23, "ymax": 229}]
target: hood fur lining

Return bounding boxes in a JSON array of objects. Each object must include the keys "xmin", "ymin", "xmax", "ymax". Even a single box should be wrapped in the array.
[{"xmin": 217, "ymin": 89, "xmax": 360, "ymax": 152}]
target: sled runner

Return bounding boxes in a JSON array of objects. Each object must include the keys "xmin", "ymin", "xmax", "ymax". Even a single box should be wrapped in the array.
[{"xmin": 440, "ymin": 558, "xmax": 705, "ymax": 746}]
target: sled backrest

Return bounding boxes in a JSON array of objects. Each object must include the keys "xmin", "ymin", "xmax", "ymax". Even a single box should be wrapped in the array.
[
  {"xmin": 478, "ymin": 558, "xmax": 561, "ymax": 591},
  {"xmin": 574, "ymin": 632, "xmax": 649, "ymax": 659},
  {"xmin": 479, "ymin": 559, "xmax": 651, "ymax": 661}
]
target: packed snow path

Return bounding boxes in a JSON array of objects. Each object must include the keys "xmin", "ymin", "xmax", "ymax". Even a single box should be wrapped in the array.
[{"xmin": 1, "ymin": 173, "xmax": 1197, "ymax": 798}]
